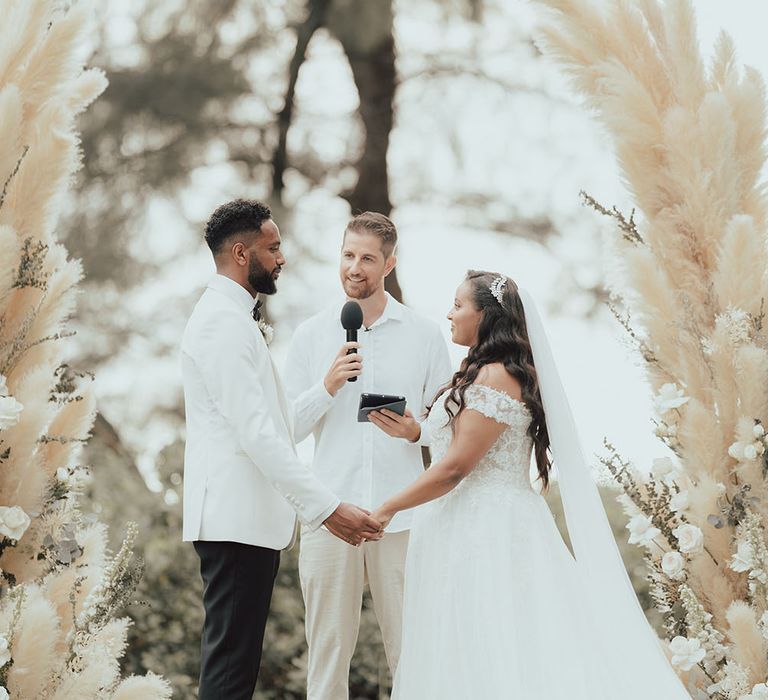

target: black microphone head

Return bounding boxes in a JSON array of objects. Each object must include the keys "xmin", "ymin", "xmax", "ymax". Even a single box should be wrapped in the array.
[{"xmin": 340, "ymin": 301, "xmax": 363, "ymax": 330}]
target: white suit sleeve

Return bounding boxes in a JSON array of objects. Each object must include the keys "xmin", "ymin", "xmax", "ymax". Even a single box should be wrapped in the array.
[
  {"xmin": 284, "ymin": 323, "xmax": 335, "ymax": 442},
  {"xmin": 196, "ymin": 314, "xmax": 339, "ymax": 529}
]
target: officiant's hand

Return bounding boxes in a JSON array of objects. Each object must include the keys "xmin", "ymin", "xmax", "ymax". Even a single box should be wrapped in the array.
[
  {"xmin": 324, "ymin": 502, "xmax": 383, "ymax": 546},
  {"xmin": 324, "ymin": 342, "xmax": 362, "ymax": 396},
  {"xmin": 368, "ymin": 408, "xmax": 421, "ymax": 442}
]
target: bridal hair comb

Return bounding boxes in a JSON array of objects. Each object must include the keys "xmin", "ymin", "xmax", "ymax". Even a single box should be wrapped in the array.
[{"xmin": 489, "ymin": 276, "xmax": 507, "ymax": 305}]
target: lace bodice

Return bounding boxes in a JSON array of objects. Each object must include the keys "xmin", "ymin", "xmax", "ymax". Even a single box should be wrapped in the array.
[{"xmin": 427, "ymin": 384, "xmax": 535, "ymax": 499}]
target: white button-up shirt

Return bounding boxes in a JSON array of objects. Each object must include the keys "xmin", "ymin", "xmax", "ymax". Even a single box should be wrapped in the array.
[{"xmin": 284, "ymin": 294, "xmax": 452, "ymax": 532}]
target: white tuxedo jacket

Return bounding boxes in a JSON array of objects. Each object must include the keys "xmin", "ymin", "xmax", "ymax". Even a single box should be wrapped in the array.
[{"xmin": 181, "ymin": 274, "xmax": 340, "ymax": 549}]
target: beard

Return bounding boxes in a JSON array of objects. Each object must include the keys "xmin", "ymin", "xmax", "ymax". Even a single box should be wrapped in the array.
[
  {"xmin": 248, "ymin": 257, "xmax": 280, "ymax": 295},
  {"xmin": 342, "ymin": 276, "xmax": 378, "ymax": 300}
]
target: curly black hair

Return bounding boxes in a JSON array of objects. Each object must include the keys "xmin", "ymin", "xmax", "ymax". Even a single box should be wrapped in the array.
[
  {"xmin": 204, "ymin": 199, "xmax": 272, "ymax": 255},
  {"xmin": 433, "ymin": 270, "xmax": 552, "ymax": 489}
]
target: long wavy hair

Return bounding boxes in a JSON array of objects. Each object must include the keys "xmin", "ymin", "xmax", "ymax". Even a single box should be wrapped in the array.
[{"xmin": 434, "ymin": 270, "xmax": 552, "ymax": 489}]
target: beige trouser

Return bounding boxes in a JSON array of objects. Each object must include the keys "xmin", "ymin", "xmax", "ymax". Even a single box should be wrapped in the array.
[{"xmin": 299, "ymin": 526, "xmax": 409, "ymax": 700}]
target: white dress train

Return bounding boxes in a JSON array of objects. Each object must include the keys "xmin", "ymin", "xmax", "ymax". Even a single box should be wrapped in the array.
[{"xmin": 392, "ymin": 384, "xmax": 679, "ymax": 699}]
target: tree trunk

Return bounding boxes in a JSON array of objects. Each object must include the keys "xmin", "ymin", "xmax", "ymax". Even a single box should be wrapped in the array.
[
  {"xmin": 326, "ymin": 0, "xmax": 402, "ymax": 302},
  {"xmin": 273, "ymin": 0, "xmax": 331, "ymax": 200}
]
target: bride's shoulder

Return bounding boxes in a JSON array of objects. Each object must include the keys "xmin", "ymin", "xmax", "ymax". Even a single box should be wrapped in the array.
[{"xmin": 474, "ymin": 363, "xmax": 523, "ymax": 403}]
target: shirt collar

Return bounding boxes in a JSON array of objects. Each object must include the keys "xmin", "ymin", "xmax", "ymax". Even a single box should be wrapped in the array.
[
  {"xmin": 375, "ymin": 292, "xmax": 404, "ymax": 325},
  {"xmin": 207, "ymin": 274, "xmax": 257, "ymax": 315},
  {"xmin": 341, "ymin": 292, "xmax": 403, "ymax": 330}
]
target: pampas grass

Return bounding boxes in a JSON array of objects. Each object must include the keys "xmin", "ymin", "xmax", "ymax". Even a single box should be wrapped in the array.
[
  {"xmin": 538, "ymin": 0, "xmax": 768, "ymax": 696},
  {"xmin": 0, "ymin": 2, "xmax": 167, "ymax": 697},
  {"xmin": 726, "ymin": 601, "xmax": 767, "ymax": 686},
  {"xmin": 109, "ymin": 673, "xmax": 172, "ymax": 700}
]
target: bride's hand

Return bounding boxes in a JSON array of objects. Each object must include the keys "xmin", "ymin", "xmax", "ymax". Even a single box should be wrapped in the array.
[{"xmin": 371, "ymin": 506, "xmax": 395, "ymax": 530}]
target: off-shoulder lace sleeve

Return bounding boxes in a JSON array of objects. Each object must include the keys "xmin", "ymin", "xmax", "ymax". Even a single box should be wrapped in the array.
[{"xmin": 463, "ymin": 384, "xmax": 530, "ymax": 426}]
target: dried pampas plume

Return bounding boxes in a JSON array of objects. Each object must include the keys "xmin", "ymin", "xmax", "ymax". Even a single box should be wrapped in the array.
[
  {"xmin": 0, "ymin": 1, "xmax": 168, "ymax": 697},
  {"xmin": 538, "ymin": 0, "xmax": 768, "ymax": 696}
]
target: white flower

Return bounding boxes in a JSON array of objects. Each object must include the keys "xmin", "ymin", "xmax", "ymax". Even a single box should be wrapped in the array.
[
  {"xmin": 729, "ymin": 442, "xmax": 746, "ymax": 461},
  {"xmin": 744, "ymin": 444, "xmax": 759, "ymax": 461},
  {"xmin": 669, "ymin": 636, "xmax": 705, "ymax": 671},
  {"xmin": 670, "ymin": 490, "xmax": 689, "ymax": 513},
  {"xmin": 0, "ymin": 506, "xmax": 31, "ymax": 541},
  {"xmin": 651, "ymin": 457, "xmax": 680, "ymax": 483},
  {"xmin": 730, "ymin": 540, "xmax": 753, "ymax": 573},
  {"xmin": 714, "ymin": 660, "xmax": 751, "ymax": 697},
  {"xmin": 0, "ymin": 396, "xmax": 23, "ymax": 430},
  {"xmin": 755, "ymin": 424, "xmax": 766, "ymax": 439},
  {"xmin": 661, "ymin": 551, "xmax": 686, "ymax": 580},
  {"xmin": 715, "ymin": 482, "xmax": 727, "ymax": 496},
  {"xmin": 0, "ymin": 375, "xmax": 7, "ymax": 396},
  {"xmin": 0, "ymin": 686, "xmax": 8, "ymax": 700},
  {"xmin": 257, "ymin": 320, "xmax": 274, "ymax": 345},
  {"xmin": 673, "ymin": 523, "xmax": 704, "ymax": 555},
  {"xmin": 651, "ymin": 457, "xmax": 675, "ymax": 478},
  {"xmin": 654, "ymin": 383, "xmax": 690, "ymax": 414},
  {"xmin": 56, "ymin": 467, "xmax": 69, "ymax": 482},
  {"xmin": 0, "ymin": 635, "xmax": 9, "ymax": 667},
  {"xmin": 627, "ymin": 514, "xmax": 661, "ymax": 547},
  {"xmin": 616, "ymin": 494, "xmax": 640, "ymax": 517},
  {"xmin": 746, "ymin": 683, "xmax": 768, "ymax": 700}
]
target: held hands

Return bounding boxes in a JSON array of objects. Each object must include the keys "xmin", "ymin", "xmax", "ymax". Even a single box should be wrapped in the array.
[
  {"xmin": 323, "ymin": 502, "xmax": 383, "ymax": 546},
  {"xmin": 368, "ymin": 408, "xmax": 421, "ymax": 443},
  {"xmin": 324, "ymin": 342, "xmax": 362, "ymax": 396},
  {"xmin": 370, "ymin": 505, "xmax": 395, "ymax": 531}
]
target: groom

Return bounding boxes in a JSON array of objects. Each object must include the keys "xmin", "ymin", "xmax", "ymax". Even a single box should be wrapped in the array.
[{"xmin": 181, "ymin": 199, "xmax": 383, "ymax": 700}]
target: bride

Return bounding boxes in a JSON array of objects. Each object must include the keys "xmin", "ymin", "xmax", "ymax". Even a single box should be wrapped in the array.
[{"xmin": 369, "ymin": 271, "xmax": 691, "ymax": 699}]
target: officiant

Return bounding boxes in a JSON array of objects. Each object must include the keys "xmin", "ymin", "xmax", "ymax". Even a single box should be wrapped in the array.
[{"xmin": 284, "ymin": 212, "xmax": 451, "ymax": 700}]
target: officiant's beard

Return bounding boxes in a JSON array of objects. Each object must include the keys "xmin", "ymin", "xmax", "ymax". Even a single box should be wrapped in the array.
[
  {"xmin": 248, "ymin": 257, "xmax": 280, "ymax": 295},
  {"xmin": 343, "ymin": 277, "xmax": 379, "ymax": 300}
]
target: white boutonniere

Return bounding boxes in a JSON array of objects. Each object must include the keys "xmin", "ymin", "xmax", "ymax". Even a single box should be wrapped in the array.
[{"xmin": 257, "ymin": 319, "xmax": 274, "ymax": 345}]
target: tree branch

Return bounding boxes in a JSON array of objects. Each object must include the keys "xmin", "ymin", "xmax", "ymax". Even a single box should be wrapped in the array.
[{"xmin": 272, "ymin": 0, "xmax": 331, "ymax": 199}]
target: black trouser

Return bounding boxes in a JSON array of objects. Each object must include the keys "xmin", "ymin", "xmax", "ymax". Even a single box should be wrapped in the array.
[{"xmin": 194, "ymin": 540, "xmax": 280, "ymax": 700}]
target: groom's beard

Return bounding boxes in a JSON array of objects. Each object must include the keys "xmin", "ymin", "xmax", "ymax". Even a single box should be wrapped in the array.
[{"xmin": 248, "ymin": 258, "xmax": 281, "ymax": 295}]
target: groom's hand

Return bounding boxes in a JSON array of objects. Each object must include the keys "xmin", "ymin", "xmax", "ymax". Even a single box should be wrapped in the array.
[
  {"xmin": 324, "ymin": 342, "xmax": 362, "ymax": 396},
  {"xmin": 368, "ymin": 408, "xmax": 421, "ymax": 442},
  {"xmin": 324, "ymin": 502, "xmax": 383, "ymax": 546}
]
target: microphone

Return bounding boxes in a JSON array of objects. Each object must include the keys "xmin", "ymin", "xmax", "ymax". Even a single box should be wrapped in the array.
[{"xmin": 340, "ymin": 301, "xmax": 363, "ymax": 382}]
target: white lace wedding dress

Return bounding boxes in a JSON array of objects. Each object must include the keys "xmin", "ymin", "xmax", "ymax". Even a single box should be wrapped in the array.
[{"xmin": 392, "ymin": 384, "xmax": 659, "ymax": 699}]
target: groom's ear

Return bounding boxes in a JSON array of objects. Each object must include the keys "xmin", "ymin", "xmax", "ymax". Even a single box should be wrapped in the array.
[
  {"xmin": 227, "ymin": 232, "xmax": 260, "ymax": 268},
  {"xmin": 230, "ymin": 240, "xmax": 248, "ymax": 267}
]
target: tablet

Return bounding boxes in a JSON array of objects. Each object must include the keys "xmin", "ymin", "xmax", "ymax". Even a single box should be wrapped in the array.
[{"xmin": 357, "ymin": 393, "xmax": 407, "ymax": 423}]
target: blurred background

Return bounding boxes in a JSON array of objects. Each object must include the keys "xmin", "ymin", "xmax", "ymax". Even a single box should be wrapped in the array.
[{"xmin": 62, "ymin": 0, "xmax": 768, "ymax": 697}]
